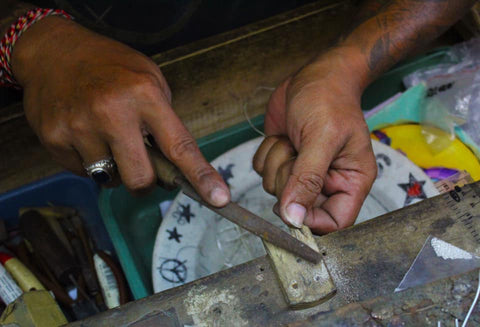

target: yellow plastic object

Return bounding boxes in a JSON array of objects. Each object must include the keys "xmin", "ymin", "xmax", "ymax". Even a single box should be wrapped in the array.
[
  {"xmin": 371, "ymin": 124, "xmax": 480, "ymax": 181},
  {"xmin": 2, "ymin": 256, "xmax": 45, "ymax": 292},
  {"xmin": 0, "ymin": 290, "xmax": 67, "ymax": 327}
]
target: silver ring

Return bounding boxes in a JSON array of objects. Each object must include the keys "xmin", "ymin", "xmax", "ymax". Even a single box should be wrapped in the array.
[{"xmin": 84, "ymin": 157, "xmax": 116, "ymax": 184}]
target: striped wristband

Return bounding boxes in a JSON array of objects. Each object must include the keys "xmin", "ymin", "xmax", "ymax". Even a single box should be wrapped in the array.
[{"xmin": 0, "ymin": 8, "xmax": 73, "ymax": 88}]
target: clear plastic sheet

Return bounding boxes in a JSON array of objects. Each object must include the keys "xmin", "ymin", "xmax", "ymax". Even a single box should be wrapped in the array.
[{"xmin": 404, "ymin": 38, "xmax": 480, "ymax": 149}]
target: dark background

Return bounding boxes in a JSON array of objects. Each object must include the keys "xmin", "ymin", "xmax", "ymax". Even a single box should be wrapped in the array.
[{"xmin": 1, "ymin": 0, "xmax": 318, "ymax": 107}]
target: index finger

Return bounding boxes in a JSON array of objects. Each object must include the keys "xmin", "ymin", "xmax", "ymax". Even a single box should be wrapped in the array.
[
  {"xmin": 279, "ymin": 131, "xmax": 340, "ymax": 228},
  {"xmin": 142, "ymin": 101, "xmax": 230, "ymax": 207}
]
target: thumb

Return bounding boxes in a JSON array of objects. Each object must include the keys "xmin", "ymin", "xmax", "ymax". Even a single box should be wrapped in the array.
[{"xmin": 279, "ymin": 136, "xmax": 338, "ymax": 228}]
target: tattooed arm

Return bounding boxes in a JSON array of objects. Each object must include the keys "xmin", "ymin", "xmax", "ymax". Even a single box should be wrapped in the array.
[
  {"xmin": 253, "ymin": 0, "xmax": 475, "ymax": 234},
  {"xmin": 343, "ymin": 0, "xmax": 476, "ymax": 86}
]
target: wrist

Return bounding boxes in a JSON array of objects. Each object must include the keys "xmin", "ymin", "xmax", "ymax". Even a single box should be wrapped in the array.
[
  {"xmin": 11, "ymin": 15, "xmax": 77, "ymax": 87},
  {"xmin": 311, "ymin": 45, "xmax": 373, "ymax": 99}
]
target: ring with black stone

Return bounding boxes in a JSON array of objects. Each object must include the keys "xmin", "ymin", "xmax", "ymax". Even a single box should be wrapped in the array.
[{"xmin": 83, "ymin": 158, "xmax": 117, "ymax": 184}]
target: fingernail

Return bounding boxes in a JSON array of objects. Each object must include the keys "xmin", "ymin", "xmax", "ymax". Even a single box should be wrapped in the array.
[
  {"xmin": 210, "ymin": 187, "xmax": 229, "ymax": 206},
  {"xmin": 273, "ymin": 202, "xmax": 280, "ymax": 217},
  {"xmin": 285, "ymin": 203, "xmax": 305, "ymax": 228}
]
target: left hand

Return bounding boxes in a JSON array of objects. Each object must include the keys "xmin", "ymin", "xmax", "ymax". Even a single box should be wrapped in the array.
[{"xmin": 252, "ymin": 48, "xmax": 377, "ymax": 234}]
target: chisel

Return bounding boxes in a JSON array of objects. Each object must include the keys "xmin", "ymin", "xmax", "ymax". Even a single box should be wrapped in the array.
[{"xmin": 147, "ymin": 144, "xmax": 322, "ymax": 264}]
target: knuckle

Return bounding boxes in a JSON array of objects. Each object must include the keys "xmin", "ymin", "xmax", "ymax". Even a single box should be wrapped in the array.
[
  {"xmin": 68, "ymin": 118, "xmax": 89, "ymax": 136},
  {"xmin": 130, "ymin": 72, "xmax": 163, "ymax": 100},
  {"xmin": 126, "ymin": 172, "xmax": 155, "ymax": 192},
  {"xmin": 137, "ymin": 72, "xmax": 160, "ymax": 89},
  {"xmin": 278, "ymin": 160, "xmax": 293, "ymax": 181},
  {"xmin": 168, "ymin": 137, "xmax": 198, "ymax": 161},
  {"xmin": 90, "ymin": 101, "xmax": 113, "ymax": 125},
  {"xmin": 262, "ymin": 178, "xmax": 275, "ymax": 195},
  {"xmin": 336, "ymin": 218, "xmax": 352, "ymax": 230},
  {"xmin": 323, "ymin": 118, "xmax": 346, "ymax": 136},
  {"xmin": 252, "ymin": 159, "xmax": 262, "ymax": 175},
  {"xmin": 192, "ymin": 165, "xmax": 216, "ymax": 182},
  {"xmin": 39, "ymin": 125, "xmax": 66, "ymax": 149},
  {"xmin": 295, "ymin": 171, "xmax": 324, "ymax": 195}
]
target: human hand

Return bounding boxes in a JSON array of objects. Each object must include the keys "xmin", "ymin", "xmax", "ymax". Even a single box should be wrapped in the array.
[
  {"xmin": 253, "ymin": 48, "xmax": 377, "ymax": 234},
  {"xmin": 11, "ymin": 16, "xmax": 230, "ymax": 206}
]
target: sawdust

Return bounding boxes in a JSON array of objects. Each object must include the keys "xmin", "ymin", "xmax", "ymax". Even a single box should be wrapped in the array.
[
  {"xmin": 184, "ymin": 285, "xmax": 248, "ymax": 327},
  {"xmin": 431, "ymin": 237, "xmax": 473, "ymax": 260},
  {"xmin": 323, "ymin": 255, "xmax": 360, "ymax": 304}
]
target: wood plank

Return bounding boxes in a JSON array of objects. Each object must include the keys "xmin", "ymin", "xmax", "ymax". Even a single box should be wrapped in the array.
[{"xmin": 159, "ymin": 0, "xmax": 351, "ymax": 140}]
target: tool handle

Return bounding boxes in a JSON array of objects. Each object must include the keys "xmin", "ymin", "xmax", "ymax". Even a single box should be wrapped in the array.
[
  {"xmin": 147, "ymin": 145, "xmax": 182, "ymax": 189},
  {"xmin": 20, "ymin": 210, "xmax": 80, "ymax": 286}
]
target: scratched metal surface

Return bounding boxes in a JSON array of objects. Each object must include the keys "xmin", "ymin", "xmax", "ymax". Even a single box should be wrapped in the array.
[{"xmin": 70, "ymin": 183, "xmax": 480, "ymax": 326}]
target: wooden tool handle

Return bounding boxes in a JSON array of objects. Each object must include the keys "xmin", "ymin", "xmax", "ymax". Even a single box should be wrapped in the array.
[
  {"xmin": 20, "ymin": 210, "xmax": 80, "ymax": 286},
  {"xmin": 147, "ymin": 145, "xmax": 182, "ymax": 189}
]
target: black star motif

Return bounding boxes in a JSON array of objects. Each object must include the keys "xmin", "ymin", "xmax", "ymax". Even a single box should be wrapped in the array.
[
  {"xmin": 398, "ymin": 173, "xmax": 426, "ymax": 206},
  {"xmin": 218, "ymin": 164, "xmax": 235, "ymax": 186},
  {"xmin": 173, "ymin": 203, "xmax": 195, "ymax": 225},
  {"xmin": 166, "ymin": 227, "xmax": 182, "ymax": 243}
]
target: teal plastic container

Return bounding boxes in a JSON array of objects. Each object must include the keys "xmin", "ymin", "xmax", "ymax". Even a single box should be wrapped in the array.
[{"xmin": 99, "ymin": 49, "xmax": 452, "ymax": 300}]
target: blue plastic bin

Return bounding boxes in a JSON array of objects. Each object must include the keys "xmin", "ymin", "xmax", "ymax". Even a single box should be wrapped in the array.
[{"xmin": 0, "ymin": 172, "xmax": 114, "ymax": 253}]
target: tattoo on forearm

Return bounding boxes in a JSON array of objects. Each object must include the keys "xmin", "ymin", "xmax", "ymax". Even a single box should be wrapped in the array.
[
  {"xmin": 346, "ymin": 0, "xmax": 476, "ymax": 77},
  {"xmin": 0, "ymin": 1, "xmax": 35, "ymax": 37}
]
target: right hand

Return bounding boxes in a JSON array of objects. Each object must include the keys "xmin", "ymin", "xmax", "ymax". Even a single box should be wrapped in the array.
[
  {"xmin": 253, "ymin": 48, "xmax": 377, "ymax": 234},
  {"xmin": 11, "ymin": 16, "xmax": 230, "ymax": 206}
]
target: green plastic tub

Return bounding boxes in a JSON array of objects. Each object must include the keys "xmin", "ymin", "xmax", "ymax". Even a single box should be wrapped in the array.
[{"xmin": 99, "ymin": 49, "xmax": 452, "ymax": 300}]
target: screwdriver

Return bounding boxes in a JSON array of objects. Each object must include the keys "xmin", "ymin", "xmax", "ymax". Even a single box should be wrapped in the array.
[{"xmin": 147, "ymin": 143, "xmax": 322, "ymax": 264}]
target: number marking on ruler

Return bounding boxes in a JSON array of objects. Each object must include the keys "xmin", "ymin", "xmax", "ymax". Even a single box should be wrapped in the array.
[{"xmin": 446, "ymin": 185, "xmax": 480, "ymax": 245}]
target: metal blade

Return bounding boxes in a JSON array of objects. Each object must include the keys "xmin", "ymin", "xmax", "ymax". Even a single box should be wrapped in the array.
[{"xmin": 175, "ymin": 178, "xmax": 322, "ymax": 264}]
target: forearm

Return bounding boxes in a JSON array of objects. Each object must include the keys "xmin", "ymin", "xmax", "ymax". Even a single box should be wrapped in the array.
[
  {"xmin": 337, "ymin": 0, "xmax": 476, "ymax": 92},
  {"xmin": 0, "ymin": 1, "xmax": 35, "ymax": 37}
]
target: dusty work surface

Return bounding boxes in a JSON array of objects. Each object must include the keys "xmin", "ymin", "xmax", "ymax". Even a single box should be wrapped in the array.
[
  {"xmin": 0, "ymin": 0, "xmax": 351, "ymax": 193},
  {"xmin": 71, "ymin": 183, "xmax": 480, "ymax": 326}
]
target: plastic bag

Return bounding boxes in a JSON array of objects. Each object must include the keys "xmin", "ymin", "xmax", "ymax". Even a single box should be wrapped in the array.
[{"xmin": 404, "ymin": 38, "xmax": 480, "ymax": 149}]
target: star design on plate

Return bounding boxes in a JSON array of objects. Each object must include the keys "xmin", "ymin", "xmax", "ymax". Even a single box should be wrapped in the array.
[
  {"xmin": 166, "ymin": 227, "xmax": 182, "ymax": 243},
  {"xmin": 218, "ymin": 164, "xmax": 235, "ymax": 186},
  {"xmin": 398, "ymin": 173, "xmax": 427, "ymax": 206},
  {"xmin": 175, "ymin": 203, "xmax": 195, "ymax": 224}
]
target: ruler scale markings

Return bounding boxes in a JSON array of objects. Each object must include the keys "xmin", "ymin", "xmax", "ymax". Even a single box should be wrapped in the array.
[{"xmin": 443, "ymin": 184, "xmax": 480, "ymax": 246}]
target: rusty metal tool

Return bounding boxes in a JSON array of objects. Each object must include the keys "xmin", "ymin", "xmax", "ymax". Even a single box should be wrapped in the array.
[{"xmin": 147, "ymin": 144, "xmax": 322, "ymax": 264}]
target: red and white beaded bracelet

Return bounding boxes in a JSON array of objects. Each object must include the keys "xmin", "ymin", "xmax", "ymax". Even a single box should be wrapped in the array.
[{"xmin": 0, "ymin": 8, "xmax": 73, "ymax": 88}]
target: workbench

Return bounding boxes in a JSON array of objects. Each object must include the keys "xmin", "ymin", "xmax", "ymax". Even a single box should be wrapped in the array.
[
  {"xmin": 71, "ymin": 185, "xmax": 480, "ymax": 326},
  {"xmin": 0, "ymin": 0, "xmax": 476, "ymax": 325}
]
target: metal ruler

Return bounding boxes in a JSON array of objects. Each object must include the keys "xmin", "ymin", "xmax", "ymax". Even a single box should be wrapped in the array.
[{"xmin": 446, "ymin": 185, "xmax": 480, "ymax": 244}]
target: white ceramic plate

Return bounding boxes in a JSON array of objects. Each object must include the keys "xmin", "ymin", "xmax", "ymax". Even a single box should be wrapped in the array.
[{"xmin": 152, "ymin": 137, "xmax": 438, "ymax": 293}]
